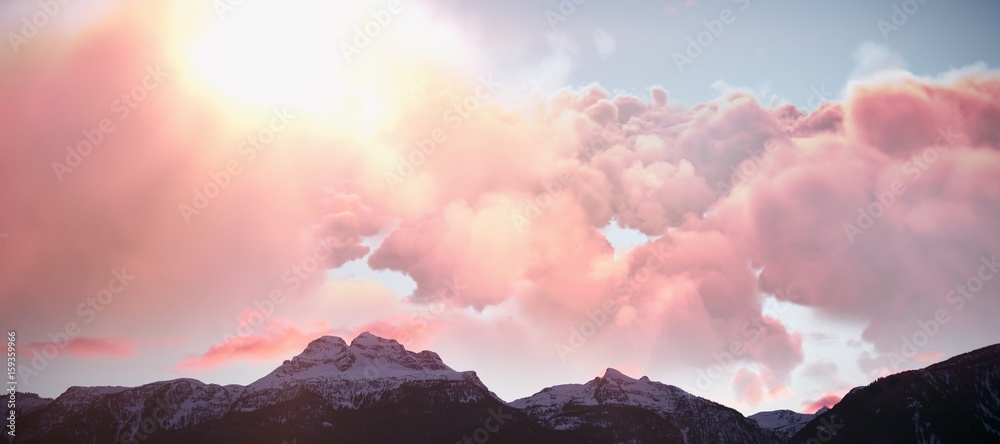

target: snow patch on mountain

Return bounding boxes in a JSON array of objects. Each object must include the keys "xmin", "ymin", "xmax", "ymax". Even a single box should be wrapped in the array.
[
  {"xmin": 749, "ymin": 409, "xmax": 815, "ymax": 440},
  {"xmin": 511, "ymin": 368, "xmax": 773, "ymax": 443},
  {"xmin": 511, "ymin": 368, "xmax": 698, "ymax": 423},
  {"xmin": 231, "ymin": 333, "xmax": 489, "ymax": 412}
]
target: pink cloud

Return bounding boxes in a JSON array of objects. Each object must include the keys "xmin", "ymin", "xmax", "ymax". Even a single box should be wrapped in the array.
[
  {"xmin": 174, "ymin": 319, "xmax": 333, "ymax": 372},
  {"xmin": 2, "ymin": 0, "xmax": 999, "ymax": 409},
  {"xmin": 0, "ymin": 1, "xmax": 355, "ymax": 340},
  {"xmin": 732, "ymin": 369, "xmax": 793, "ymax": 407},
  {"xmin": 310, "ymin": 191, "xmax": 387, "ymax": 268},
  {"xmin": 25, "ymin": 337, "xmax": 138, "ymax": 359},
  {"xmin": 173, "ymin": 315, "xmax": 439, "ymax": 373},
  {"xmin": 915, "ymin": 351, "xmax": 945, "ymax": 363},
  {"xmin": 802, "ymin": 391, "xmax": 845, "ymax": 413}
]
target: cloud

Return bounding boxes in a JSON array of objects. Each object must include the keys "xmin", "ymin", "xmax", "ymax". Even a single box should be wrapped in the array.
[
  {"xmin": 25, "ymin": 337, "xmax": 138, "ymax": 359},
  {"xmin": 0, "ymin": 1, "xmax": 343, "ymax": 340},
  {"xmin": 310, "ymin": 191, "xmax": 387, "ymax": 268},
  {"xmin": 732, "ymin": 368, "xmax": 794, "ymax": 407},
  {"xmin": 360, "ymin": 69, "xmax": 999, "ymax": 397},
  {"xmin": 4, "ymin": 0, "xmax": 1000, "ymax": 409},
  {"xmin": 173, "ymin": 314, "xmax": 438, "ymax": 372},
  {"xmin": 914, "ymin": 351, "xmax": 945, "ymax": 364},
  {"xmin": 800, "ymin": 361, "xmax": 840, "ymax": 384},
  {"xmin": 802, "ymin": 391, "xmax": 845, "ymax": 413},
  {"xmin": 849, "ymin": 42, "xmax": 909, "ymax": 81},
  {"xmin": 174, "ymin": 318, "xmax": 333, "ymax": 372}
]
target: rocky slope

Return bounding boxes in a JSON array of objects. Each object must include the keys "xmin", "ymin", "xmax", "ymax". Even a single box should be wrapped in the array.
[
  {"xmin": 512, "ymin": 368, "xmax": 776, "ymax": 443},
  {"xmin": 788, "ymin": 343, "xmax": 1000, "ymax": 443},
  {"xmin": 8, "ymin": 334, "xmax": 999, "ymax": 443},
  {"xmin": 749, "ymin": 407, "xmax": 826, "ymax": 441}
]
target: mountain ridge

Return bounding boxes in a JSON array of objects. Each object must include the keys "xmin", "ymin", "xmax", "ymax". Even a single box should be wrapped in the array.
[
  {"xmin": 8, "ymin": 333, "xmax": 999, "ymax": 444},
  {"xmin": 786, "ymin": 343, "xmax": 1000, "ymax": 443}
]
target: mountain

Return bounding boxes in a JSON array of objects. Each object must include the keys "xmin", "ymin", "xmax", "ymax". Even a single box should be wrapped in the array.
[
  {"xmin": 511, "ymin": 367, "xmax": 776, "ymax": 443},
  {"xmin": 12, "ymin": 379, "xmax": 243, "ymax": 443},
  {"xmin": 787, "ymin": 343, "xmax": 1000, "ymax": 443},
  {"xmin": 159, "ymin": 333, "xmax": 553, "ymax": 443},
  {"xmin": 10, "ymin": 333, "xmax": 550, "ymax": 444},
  {"xmin": 8, "ymin": 334, "xmax": 1000, "ymax": 443},
  {"xmin": 749, "ymin": 407, "xmax": 826, "ymax": 441},
  {"xmin": 230, "ymin": 332, "xmax": 480, "ymax": 412},
  {"xmin": 10, "ymin": 392, "xmax": 53, "ymax": 416}
]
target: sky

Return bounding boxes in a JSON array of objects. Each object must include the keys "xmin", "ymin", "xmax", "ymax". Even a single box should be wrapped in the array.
[{"xmin": 1, "ymin": 0, "xmax": 999, "ymax": 416}]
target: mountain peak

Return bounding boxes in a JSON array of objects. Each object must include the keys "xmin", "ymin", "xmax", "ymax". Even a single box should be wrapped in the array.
[
  {"xmin": 233, "ymin": 333, "xmax": 469, "ymax": 413},
  {"xmin": 602, "ymin": 368, "xmax": 634, "ymax": 382},
  {"xmin": 248, "ymin": 333, "xmax": 456, "ymax": 389},
  {"xmin": 350, "ymin": 331, "xmax": 399, "ymax": 348},
  {"xmin": 298, "ymin": 336, "xmax": 350, "ymax": 360},
  {"xmin": 305, "ymin": 335, "xmax": 349, "ymax": 348},
  {"xmin": 277, "ymin": 335, "xmax": 355, "ymax": 374}
]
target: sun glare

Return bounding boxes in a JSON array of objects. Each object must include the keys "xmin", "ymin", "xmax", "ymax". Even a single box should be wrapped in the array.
[
  {"xmin": 179, "ymin": 0, "xmax": 479, "ymax": 135},
  {"xmin": 185, "ymin": 1, "xmax": 365, "ymax": 114}
]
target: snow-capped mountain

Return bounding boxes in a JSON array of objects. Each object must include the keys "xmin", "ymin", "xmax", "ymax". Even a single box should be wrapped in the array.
[
  {"xmin": 511, "ymin": 368, "xmax": 696, "ymax": 421},
  {"xmin": 13, "ymin": 379, "xmax": 244, "ymax": 443},
  {"xmin": 788, "ymin": 343, "xmax": 1000, "ymax": 443},
  {"xmin": 512, "ymin": 368, "xmax": 775, "ymax": 443},
  {"xmin": 9, "ymin": 333, "xmax": 547, "ymax": 444},
  {"xmin": 139, "ymin": 333, "xmax": 547, "ymax": 444},
  {"xmin": 8, "ymin": 334, "xmax": 1000, "ymax": 443},
  {"xmin": 232, "ymin": 333, "xmax": 492, "ymax": 412},
  {"xmin": 749, "ymin": 407, "xmax": 826, "ymax": 441}
]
